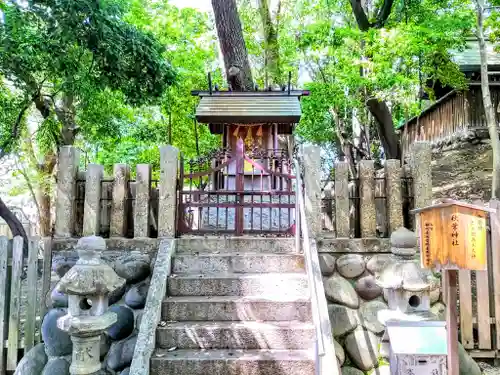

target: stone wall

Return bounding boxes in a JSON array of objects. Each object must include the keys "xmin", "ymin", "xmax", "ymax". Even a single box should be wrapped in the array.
[
  {"xmin": 16, "ymin": 241, "xmax": 156, "ymax": 375},
  {"xmin": 317, "ymin": 238, "xmax": 442, "ymax": 374}
]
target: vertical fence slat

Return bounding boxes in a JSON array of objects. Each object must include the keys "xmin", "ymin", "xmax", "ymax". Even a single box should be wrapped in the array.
[
  {"xmin": 40, "ymin": 238, "xmax": 52, "ymax": 323},
  {"xmin": 476, "ymin": 269, "xmax": 491, "ymax": 349},
  {"xmin": 489, "ymin": 200, "xmax": 500, "ymax": 350},
  {"xmin": 0, "ymin": 237, "xmax": 8, "ymax": 373},
  {"xmin": 458, "ymin": 269, "xmax": 474, "ymax": 349},
  {"xmin": 335, "ymin": 162, "xmax": 349, "ymax": 238},
  {"xmin": 24, "ymin": 238, "xmax": 38, "ymax": 352},
  {"xmin": 7, "ymin": 236, "xmax": 23, "ymax": 370}
]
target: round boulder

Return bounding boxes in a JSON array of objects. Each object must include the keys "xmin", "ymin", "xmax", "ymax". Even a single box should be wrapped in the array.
[
  {"xmin": 341, "ymin": 367, "xmax": 364, "ymax": 375},
  {"xmin": 366, "ymin": 254, "xmax": 391, "ymax": 275},
  {"xmin": 108, "ymin": 305, "xmax": 135, "ymax": 341},
  {"xmin": 328, "ymin": 304, "xmax": 359, "ymax": 337},
  {"xmin": 106, "ymin": 334, "xmax": 138, "ymax": 371},
  {"xmin": 359, "ymin": 300, "xmax": 388, "ymax": 334},
  {"xmin": 50, "ymin": 287, "xmax": 68, "ymax": 308},
  {"xmin": 114, "ymin": 256, "xmax": 150, "ymax": 284},
  {"xmin": 13, "ymin": 343, "xmax": 47, "ymax": 375},
  {"xmin": 324, "ymin": 274, "xmax": 359, "ymax": 308},
  {"xmin": 109, "ymin": 283, "xmax": 127, "ymax": 305},
  {"xmin": 52, "ymin": 256, "xmax": 78, "ymax": 278},
  {"xmin": 41, "ymin": 309, "xmax": 72, "ymax": 357},
  {"xmin": 121, "ymin": 368, "xmax": 130, "ymax": 375},
  {"xmin": 41, "ymin": 358, "xmax": 70, "ymax": 375},
  {"xmin": 319, "ymin": 254, "xmax": 336, "ymax": 276},
  {"xmin": 337, "ymin": 255, "xmax": 365, "ymax": 279},
  {"xmin": 125, "ymin": 280, "xmax": 150, "ymax": 309},
  {"xmin": 430, "ymin": 288, "xmax": 440, "ymax": 304},
  {"xmin": 334, "ymin": 338, "xmax": 345, "ymax": 366},
  {"xmin": 354, "ymin": 275, "xmax": 382, "ymax": 301},
  {"xmin": 344, "ymin": 329, "xmax": 380, "ymax": 371}
]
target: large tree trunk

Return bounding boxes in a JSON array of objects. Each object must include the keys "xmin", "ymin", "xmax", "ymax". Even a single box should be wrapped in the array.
[
  {"xmin": 258, "ymin": 0, "xmax": 281, "ymax": 87},
  {"xmin": 211, "ymin": 0, "xmax": 254, "ymax": 91},
  {"xmin": 37, "ymin": 186, "xmax": 51, "ymax": 236},
  {"xmin": 476, "ymin": 1, "xmax": 500, "ymax": 199},
  {"xmin": 0, "ymin": 196, "xmax": 28, "ymax": 255},
  {"xmin": 366, "ymin": 98, "xmax": 401, "ymax": 159}
]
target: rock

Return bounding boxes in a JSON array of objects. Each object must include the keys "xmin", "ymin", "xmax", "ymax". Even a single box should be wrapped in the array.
[
  {"xmin": 324, "ymin": 275, "xmax": 359, "ymax": 308},
  {"xmin": 114, "ymin": 256, "xmax": 150, "ymax": 284},
  {"xmin": 14, "ymin": 343, "xmax": 47, "ymax": 375},
  {"xmin": 334, "ymin": 338, "xmax": 345, "ymax": 366},
  {"xmin": 125, "ymin": 280, "xmax": 150, "ymax": 309},
  {"xmin": 108, "ymin": 305, "xmax": 135, "ymax": 341},
  {"xmin": 337, "ymin": 254, "xmax": 365, "ymax": 279},
  {"xmin": 345, "ymin": 329, "xmax": 380, "ymax": 371},
  {"xmin": 319, "ymin": 254, "xmax": 336, "ymax": 276},
  {"xmin": 360, "ymin": 300, "xmax": 388, "ymax": 334},
  {"xmin": 355, "ymin": 275, "xmax": 382, "ymax": 301},
  {"xmin": 366, "ymin": 254, "xmax": 391, "ymax": 275},
  {"xmin": 121, "ymin": 368, "xmax": 130, "ymax": 375},
  {"xmin": 430, "ymin": 287, "xmax": 440, "ymax": 304},
  {"xmin": 328, "ymin": 304, "xmax": 359, "ymax": 337},
  {"xmin": 52, "ymin": 256, "xmax": 78, "ymax": 278},
  {"xmin": 430, "ymin": 302, "xmax": 446, "ymax": 320},
  {"xmin": 341, "ymin": 367, "xmax": 364, "ymax": 375},
  {"xmin": 379, "ymin": 341, "xmax": 390, "ymax": 358},
  {"xmin": 106, "ymin": 334, "xmax": 138, "ymax": 371},
  {"xmin": 459, "ymin": 341, "xmax": 481, "ymax": 375},
  {"xmin": 50, "ymin": 287, "xmax": 68, "ymax": 308},
  {"xmin": 41, "ymin": 358, "xmax": 70, "ymax": 375},
  {"xmin": 109, "ymin": 283, "xmax": 127, "ymax": 305},
  {"xmin": 383, "ymin": 289, "xmax": 388, "ymax": 302},
  {"xmin": 41, "ymin": 308, "xmax": 72, "ymax": 357},
  {"xmin": 101, "ymin": 334, "xmax": 112, "ymax": 359}
]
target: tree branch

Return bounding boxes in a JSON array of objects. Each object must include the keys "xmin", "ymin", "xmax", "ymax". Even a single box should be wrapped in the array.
[
  {"xmin": 349, "ymin": 0, "xmax": 371, "ymax": 31},
  {"xmin": 374, "ymin": 0, "xmax": 395, "ymax": 28}
]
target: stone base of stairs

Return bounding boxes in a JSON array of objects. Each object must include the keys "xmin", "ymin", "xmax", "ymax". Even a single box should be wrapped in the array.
[{"xmin": 150, "ymin": 349, "xmax": 315, "ymax": 375}]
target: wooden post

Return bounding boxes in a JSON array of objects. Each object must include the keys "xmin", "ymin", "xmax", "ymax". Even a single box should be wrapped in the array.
[
  {"xmin": 235, "ymin": 138, "xmax": 244, "ymax": 235},
  {"xmin": 445, "ymin": 269, "xmax": 459, "ymax": 375},
  {"xmin": 490, "ymin": 200, "xmax": 500, "ymax": 352}
]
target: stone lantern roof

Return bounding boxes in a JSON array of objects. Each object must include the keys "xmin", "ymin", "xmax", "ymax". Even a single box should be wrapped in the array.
[
  {"xmin": 376, "ymin": 227, "xmax": 439, "ymax": 292},
  {"xmin": 58, "ymin": 236, "xmax": 125, "ymax": 296}
]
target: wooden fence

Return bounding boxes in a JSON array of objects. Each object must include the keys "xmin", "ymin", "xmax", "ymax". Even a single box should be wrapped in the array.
[
  {"xmin": 0, "ymin": 236, "xmax": 52, "ymax": 373},
  {"xmin": 451, "ymin": 199, "xmax": 500, "ymax": 358}
]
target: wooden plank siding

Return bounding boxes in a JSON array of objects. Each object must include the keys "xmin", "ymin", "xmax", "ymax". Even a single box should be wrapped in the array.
[{"xmin": 402, "ymin": 85, "xmax": 500, "ymax": 154}]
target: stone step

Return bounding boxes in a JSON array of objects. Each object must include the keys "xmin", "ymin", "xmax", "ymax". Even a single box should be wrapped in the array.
[
  {"xmin": 168, "ymin": 273, "xmax": 310, "ymax": 297},
  {"xmin": 162, "ymin": 296, "xmax": 312, "ymax": 322},
  {"xmin": 172, "ymin": 253, "xmax": 305, "ymax": 274},
  {"xmin": 156, "ymin": 321, "xmax": 315, "ymax": 350},
  {"xmin": 150, "ymin": 349, "xmax": 315, "ymax": 375},
  {"xmin": 176, "ymin": 237, "xmax": 298, "ymax": 254}
]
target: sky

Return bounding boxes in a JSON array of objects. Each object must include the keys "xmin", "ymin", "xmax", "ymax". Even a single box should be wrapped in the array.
[{"xmin": 170, "ymin": 0, "xmax": 211, "ymax": 12}]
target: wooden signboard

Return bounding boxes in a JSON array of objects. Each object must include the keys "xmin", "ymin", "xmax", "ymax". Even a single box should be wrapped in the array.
[{"xmin": 413, "ymin": 199, "xmax": 493, "ymax": 271}]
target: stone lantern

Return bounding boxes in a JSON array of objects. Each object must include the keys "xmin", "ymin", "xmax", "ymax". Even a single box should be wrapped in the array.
[
  {"xmin": 57, "ymin": 236, "xmax": 126, "ymax": 375},
  {"xmin": 376, "ymin": 227, "xmax": 447, "ymax": 375},
  {"xmin": 376, "ymin": 227, "xmax": 439, "ymax": 315}
]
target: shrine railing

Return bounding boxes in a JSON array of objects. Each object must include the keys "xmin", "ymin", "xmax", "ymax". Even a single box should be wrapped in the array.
[{"xmin": 176, "ymin": 138, "xmax": 296, "ymax": 236}]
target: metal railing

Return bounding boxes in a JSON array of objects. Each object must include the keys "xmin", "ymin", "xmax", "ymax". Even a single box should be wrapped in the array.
[{"xmin": 294, "ymin": 158, "xmax": 340, "ymax": 375}]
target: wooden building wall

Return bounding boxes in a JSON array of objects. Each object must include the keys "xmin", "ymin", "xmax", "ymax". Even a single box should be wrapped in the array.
[{"xmin": 402, "ymin": 84, "xmax": 500, "ymax": 154}]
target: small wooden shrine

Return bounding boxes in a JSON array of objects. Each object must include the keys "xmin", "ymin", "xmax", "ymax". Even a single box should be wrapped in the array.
[{"xmin": 192, "ymin": 88, "xmax": 308, "ymax": 190}]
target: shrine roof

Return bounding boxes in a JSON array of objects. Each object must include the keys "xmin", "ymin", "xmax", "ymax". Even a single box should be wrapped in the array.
[{"xmin": 192, "ymin": 91, "xmax": 307, "ymax": 124}]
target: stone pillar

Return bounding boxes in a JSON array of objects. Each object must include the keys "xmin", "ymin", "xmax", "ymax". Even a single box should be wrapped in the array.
[
  {"xmin": 134, "ymin": 164, "xmax": 151, "ymax": 238},
  {"xmin": 409, "ymin": 141, "xmax": 432, "ymax": 210},
  {"xmin": 158, "ymin": 146, "xmax": 179, "ymax": 238},
  {"xmin": 110, "ymin": 164, "xmax": 130, "ymax": 237},
  {"xmin": 57, "ymin": 236, "xmax": 125, "ymax": 375},
  {"xmin": 82, "ymin": 164, "xmax": 104, "ymax": 236},
  {"xmin": 335, "ymin": 161, "xmax": 350, "ymax": 238},
  {"xmin": 385, "ymin": 160, "xmax": 403, "ymax": 234},
  {"xmin": 55, "ymin": 146, "xmax": 80, "ymax": 237},
  {"xmin": 302, "ymin": 145, "xmax": 322, "ymax": 237},
  {"xmin": 359, "ymin": 160, "xmax": 376, "ymax": 237}
]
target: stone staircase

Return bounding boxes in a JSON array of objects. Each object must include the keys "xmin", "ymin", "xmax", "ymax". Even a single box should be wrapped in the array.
[{"xmin": 150, "ymin": 237, "xmax": 316, "ymax": 375}]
